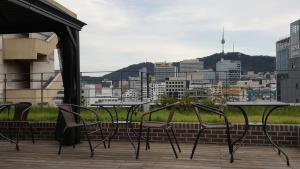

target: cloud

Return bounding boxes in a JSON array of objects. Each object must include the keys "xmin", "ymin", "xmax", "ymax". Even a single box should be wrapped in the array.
[{"xmin": 55, "ymin": 0, "xmax": 300, "ymax": 71}]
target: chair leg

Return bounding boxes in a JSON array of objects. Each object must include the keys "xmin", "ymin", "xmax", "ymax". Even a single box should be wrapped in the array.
[
  {"xmin": 58, "ymin": 132, "xmax": 64, "ymax": 155},
  {"xmin": 190, "ymin": 128, "xmax": 204, "ymax": 159},
  {"xmin": 165, "ymin": 128, "xmax": 178, "ymax": 159},
  {"xmin": 72, "ymin": 137, "xmax": 76, "ymax": 149},
  {"xmin": 99, "ymin": 124, "xmax": 107, "ymax": 149},
  {"xmin": 8, "ymin": 122, "xmax": 13, "ymax": 142},
  {"xmin": 28, "ymin": 123, "xmax": 35, "ymax": 144},
  {"xmin": 86, "ymin": 131, "xmax": 94, "ymax": 158},
  {"xmin": 225, "ymin": 126, "xmax": 234, "ymax": 163},
  {"xmin": 146, "ymin": 128, "xmax": 150, "ymax": 150},
  {"xmin": 15, "ymin": 126, "xmax": 20, "ymax": 151},
  {"xmin": 136, "ymin": 125, "xmax": 143, "ymax": 159},
  {"xmin": 170, "ymin": 127, "xmax": 181, "ymax": 153}
]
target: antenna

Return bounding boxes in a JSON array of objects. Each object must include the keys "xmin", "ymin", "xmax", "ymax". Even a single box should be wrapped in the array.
[
  {"xmin": 221, "ymin": 27, "xmax": 225, "ymax": 54},
  {"xmin": 233, "ymin": 42, "xmax": 235, "ymax": 52}
]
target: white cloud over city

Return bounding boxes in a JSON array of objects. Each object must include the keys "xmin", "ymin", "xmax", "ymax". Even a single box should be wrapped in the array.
[{"xmin": 56, "ymin": 0, "xmax": 300, "ymax": 71}]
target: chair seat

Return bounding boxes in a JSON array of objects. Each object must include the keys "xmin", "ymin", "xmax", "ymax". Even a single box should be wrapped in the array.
[{"xmin": 142, "ymin": 121, "xmax": 168, "ymax": 128}]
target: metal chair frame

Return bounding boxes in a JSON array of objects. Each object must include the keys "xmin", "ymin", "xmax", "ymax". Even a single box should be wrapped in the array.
[
  {"xmin": 136, "ymin": 102, "xmax": 181, "ymax": 159},
  {"xmin": 190, "ymin": 103, "xmax": 233, "ymax": 162},
  {"xmin": 57, "ymin": 104, "xmax": 108, "ymax": 157}
]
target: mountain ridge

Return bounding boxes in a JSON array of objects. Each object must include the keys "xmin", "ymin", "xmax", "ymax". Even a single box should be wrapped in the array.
[{"xmin": 81, "ymin": 52, "xmax": 275, "ymax": 83}]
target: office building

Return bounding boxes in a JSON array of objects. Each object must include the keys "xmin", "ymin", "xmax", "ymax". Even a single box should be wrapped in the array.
[
  {"xmin": 165, "ymin": 77, "xmax": 189, "ymax": 98},
  {"xmin": 154, "ymin": 62, "xmax": 177, "ymax": 82},
  {"xmin": 179, "ymin": 59, "xmax": 204, "ymax": 73},
  {"xmin": 276, "ymin": 37, "xmax": 289, "ymax": 101},
  {"xmin": 216, "ymin": 58, "xmax": 241, "ymax": 86}
]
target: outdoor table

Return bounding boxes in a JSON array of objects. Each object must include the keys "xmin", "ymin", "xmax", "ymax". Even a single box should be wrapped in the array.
[
  {"xmin": 91, "ymin": 101, "xmax": 149, "ymax": 152},
  {"xmin": 226, "ymin": 101, "xmax": 290, "ymax": 166},
  {"xmin": 0, "ymin": 103, "xmax": 19, "ymax": 150}
]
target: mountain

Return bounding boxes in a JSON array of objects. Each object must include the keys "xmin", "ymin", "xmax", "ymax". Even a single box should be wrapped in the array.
[
  {"xmin": 81, "ymin": 62, "xmax": 154, "ymax": 84},
  {"xmin": 199, "ymin": 52, "xmax": 275, "ymax": 73},
  {"xmin": 81, "ymin": 52, "xmax": 275, "ymax": 83}
]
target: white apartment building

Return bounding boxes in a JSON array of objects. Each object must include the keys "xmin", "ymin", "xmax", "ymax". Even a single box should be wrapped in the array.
[
  {"xmin": 216, "ymin": 58, "xmax": 241, "ymax": 86},
  {"xmin": 154, "ymin": 62, "xmax": 177, "ymax": 82}
]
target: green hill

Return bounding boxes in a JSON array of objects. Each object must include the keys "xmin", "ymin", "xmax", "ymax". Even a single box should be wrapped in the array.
[{"xmin": 81, "ymin": 52, "xmax": 275, "ymax": 83}]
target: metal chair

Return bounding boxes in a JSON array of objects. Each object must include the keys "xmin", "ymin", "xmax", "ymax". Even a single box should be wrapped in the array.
[
  {"xmin": 11, "ymin": 102, "xmax": 34, "ymax": 144},
  {"xmin": 57, "ymin": 104, "xmax": 107, "ymax": 157},
  {"xmin": 190, "ymin": 102, "xmax": 233, "ymax": 162},
  {"xmin": 136, "ymin": 102, "xmax": 181, "ymax": 159}
]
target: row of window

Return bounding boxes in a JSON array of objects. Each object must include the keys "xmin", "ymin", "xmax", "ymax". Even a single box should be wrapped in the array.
[
  {"xmin": 166, "ymin": 89, "xmax": 184, "ymax": 92},
  {"xmin": 166, "ymin": 81, "xmax": 184, "ymax": 84},
  {"xmin": 166, "ymin": 85, "xmax": 184, "ymax": 88}
]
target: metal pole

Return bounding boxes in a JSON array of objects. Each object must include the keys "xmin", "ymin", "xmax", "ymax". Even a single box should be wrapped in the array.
[
  {"xmin": 121, "ymin": 71, "xmax": 123, "ymax": 101},
  {"xmin": 4, "ymin": 73, "xmax": 7, "ymax": 103},
  {"xmin": 140, "ymin": 72, "xmax": 143, "ymax": 101},
  {"xmin": 41, "ymin": 73, "xmax": 43, "ymax": 106},
  {"xmin": 146, "ymin": 73, "xmax": 150, "ymax": 99},
  {"xmin": 225, "ymin": 71, "xmax": 228, "ymax": 101}
]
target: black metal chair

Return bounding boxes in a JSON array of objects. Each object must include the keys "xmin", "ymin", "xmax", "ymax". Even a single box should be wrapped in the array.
[
  {"xmin": 136, "ymin": 102, "xmax": 181, "ymax": 159},
  {"xmin": 57, "ymin": 104, "xmax": 107, "ymax": 157},
  {"xmin": 11, "ymin": 102, "xmax": 34, "ymax": 144},
  {"xmin": 190, "ymin": 102, "xmax": 233, "ymax": 162}
]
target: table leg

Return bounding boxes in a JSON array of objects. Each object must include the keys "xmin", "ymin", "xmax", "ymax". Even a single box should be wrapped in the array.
[
  {"xmin": 125, "ymin": 106, "xmax": 137, "ymax": 151},
  {"xmin": 263, "ymin": 106, "xmax": 290, "ymax": 166},
  {"xmin": 100, "ymin": 106, "xmax": 117, "ymax": 148},
  {"xmin": 231, "ymin": 106, "xmax": 249, "ymax": 153}
]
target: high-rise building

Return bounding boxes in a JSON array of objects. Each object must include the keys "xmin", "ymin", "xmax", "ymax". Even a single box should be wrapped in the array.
[
  {"xmin": 154, "ymin": 62, "xmax": 177, "ymax": 82},
  {"xmin": 216, "ymin": 58, "xmax": 241, "ymax": 86},
  {"xmin": 277, "ymin": 19, "xmax": 300, "ymax": 102},
  {"xmin": 276, "ymin": 37, "xmax": 289, "ymax": 101},
  {"xmin": 276, "ymin": 37, "xmax": 290, "ymax": 74}
]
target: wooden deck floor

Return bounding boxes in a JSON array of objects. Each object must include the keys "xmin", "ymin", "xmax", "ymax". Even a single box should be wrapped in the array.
[{"xmin": 0, "ymin": 141, "xmax": 299, "ymax": 169}]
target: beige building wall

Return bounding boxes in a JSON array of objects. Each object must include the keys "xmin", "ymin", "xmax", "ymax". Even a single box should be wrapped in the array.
[{"xmin": 0, "ymin": 33, "xmax": 62, "ymax": 106}]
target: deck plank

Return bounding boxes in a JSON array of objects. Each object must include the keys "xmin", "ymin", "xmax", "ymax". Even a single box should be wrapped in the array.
[{"xmin": 0, "ymin": 141, "xmax": 299, "ymax": 169}]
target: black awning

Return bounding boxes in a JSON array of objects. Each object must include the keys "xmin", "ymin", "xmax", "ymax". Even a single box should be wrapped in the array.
[{"xmin": 0, "ymin": 0, "xmax": 86, "ymax": 34}]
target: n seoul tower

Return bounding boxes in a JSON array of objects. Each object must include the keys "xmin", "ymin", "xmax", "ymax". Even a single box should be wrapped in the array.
[{"xmin": 221, "ymin": 27, "xmax": 225, "ymax": 54}]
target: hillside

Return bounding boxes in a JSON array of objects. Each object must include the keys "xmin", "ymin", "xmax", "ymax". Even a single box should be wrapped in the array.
[
  {"xmin": 81, "ymin": 52, "xmax": 275, "ymax": 83},
  {"xmin": 200, "ymin": 52, "xmax": 275, "ymax": 73}
]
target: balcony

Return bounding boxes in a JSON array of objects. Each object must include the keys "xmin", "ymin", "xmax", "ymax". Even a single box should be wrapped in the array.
[{"xmin": 2, "ymin": 35, "xmax": 58, "ymax": 60}]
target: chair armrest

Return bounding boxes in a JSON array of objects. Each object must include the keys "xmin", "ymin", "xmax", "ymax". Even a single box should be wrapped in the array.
[
  {"xmin": 191, "ymin": 102, "xmax": 230, "ymax": 125},
  {"xmin": 191, "ymin": 102, "xmax": 225, "ymax": 116}
]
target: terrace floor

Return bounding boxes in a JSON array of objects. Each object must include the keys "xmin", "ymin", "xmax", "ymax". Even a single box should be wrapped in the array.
[{"xmin": 0, "ymin": 141, "xmax": 299, "ymax": 169}]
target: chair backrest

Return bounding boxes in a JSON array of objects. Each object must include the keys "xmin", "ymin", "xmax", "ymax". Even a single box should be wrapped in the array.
[
  {"xmin": 192, "ymin": 103, "xmax": 225, "ymax": 125},
  {"xmin": 13, "ymin": 102, "xmax": 32, "ymax": 121},
  {"xmin": 166, "ymin": 103, "xmax": 178, "ymax": 124},
  {"xmin": 58, "ymin": 105, "xmax": 77, "ymax": 127}
]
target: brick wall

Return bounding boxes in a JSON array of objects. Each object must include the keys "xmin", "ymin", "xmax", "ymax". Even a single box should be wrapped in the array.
[{"xmin": 0, "ymin": 122, "xmax": 299, "ymax": 147}]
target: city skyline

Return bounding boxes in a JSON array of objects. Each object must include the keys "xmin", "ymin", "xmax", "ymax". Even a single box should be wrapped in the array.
[{"xmin": 56, "ymin": 0, "xmax": 300, "ymax": 71}]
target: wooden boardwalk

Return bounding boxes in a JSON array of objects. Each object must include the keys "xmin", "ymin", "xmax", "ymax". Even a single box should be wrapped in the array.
[{"xmin": 0, "ymin": 141, "xmax": 299, "ymax": 169}]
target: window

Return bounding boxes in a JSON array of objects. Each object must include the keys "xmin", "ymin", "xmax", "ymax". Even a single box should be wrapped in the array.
[{"xmin": 292, "ymin": 62, "xmax": 296, "ymax": 69}]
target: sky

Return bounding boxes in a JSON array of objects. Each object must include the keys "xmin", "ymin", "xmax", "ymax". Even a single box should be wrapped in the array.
[{"xmin": 55, "ymin": 0, "xmax": 300, "ymax": 72}]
